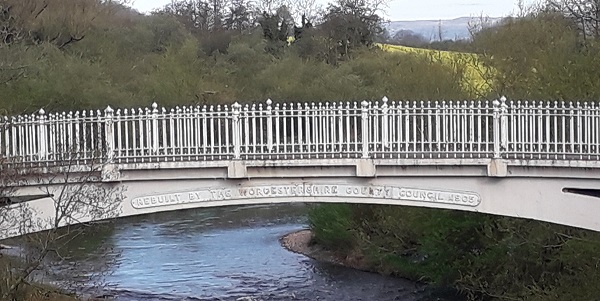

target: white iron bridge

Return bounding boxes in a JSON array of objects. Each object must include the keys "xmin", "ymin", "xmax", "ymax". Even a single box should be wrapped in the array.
[{"xmin": 1, "ymin": 97, "xmax": 600, "ymax": 239}]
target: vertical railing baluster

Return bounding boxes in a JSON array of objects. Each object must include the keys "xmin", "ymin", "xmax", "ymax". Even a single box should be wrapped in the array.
[
  {"xmin": 528, "ymin": 101, "xmax": 534, "ymax": 158},
  {"xmin": 161, "ymin": 107, "xmax": 167, "ymax": 160},
  {"xmin": 139, "ymin": 108, "xmax": 146, "ymax": 161},
  {"xmin": 223, "ymin": 105, "xmax": 229, "ymax": 158},
  {"xmin": 275, "ymin": 103, "xmax": 280, "ymax": 159},
  {"xmin": 537, "ymin": 102, "xmax": 543, "ymax": 158},
  {"xmin": 311, "ymin": 102, "xmax": 317, "ymax": 157},
  {"xmin": 232, "ymin": 102, "xmax": 241, "ymax": 160},
  {"xmin": 245, "ymin": 104, "xmax": 251, "ymax": 159},
  {"xmin": 104, "ymin": 106, "xmax": 115, "ymax": 162},
  {"xmin": 266, "ymin": 99, "xmax": 273, "ymax": 154},
  {"xmin": 282, "ymin": 103, "xmax": 287, "ymax": 159},
  {"xmin": 569, "ymin": 102, "xmax": 574, "ymax": 158},
  {"xmin": 381, "ymin": 97, "xmax": 389, "ymax": 150},
  {"xmin": 194, "ymin": 106, "xmax": 200, "ymax": 160},
  {"xmin": 257, "ymin": 103, "xmax": 262, "ymax": 159},
  {"xmin": 217, "ymin": 105, "xmax": 223, "ymax": 159},
  {"xmin": 390, "ymin": 101, "xmax": 397, "ymax": 158},
  {"xmin": 517, "ymin": 100, "xmax": 523, "ymax": 157},
  {"xmin": 151, "ymin": 103, "xmax": 159, "ymax": 156},
  {"xmin": 305, "ymin": 102, "xmax": 311, "ymax": 157},
  {"xmin": 115, "ymin": 110, "xmax": 121, "ymax": 163},
  {"xmin": 468, "ymin": 101, "xmax": 474, "ymax": 158},
  {"xmin": 361, "ymin": 100, "xmax": 369, "ymax": 159},
  {"xmin": 201, "ymin": 106, "xmax": 207, "ymax": 159},
  {"xmin": 575, "ymin": 103, "xmax": 583, "ymax": 160},
  {"xmin": 337, "ymin": 102, "xmax": 343, "ymax": 156},
  {"xmin": 591, "ymin": 102, "xmax": 597, "ymax": 160},
  {"xmin": 493, "ymin": 98, "xmax": 501, "ymax": 159},
  {"xmin": 326, "ymin": 102, "xmax": 332, "ymax": 157},
  {"xmin": 298, "ymin": 103, "xmax": 304, "ymax": 158},
  {"xmin": 317, "ymin": 102, "xmax": 323, "ymax": 158},
  {"xmin": 434, "ymin": 101, "xmax": 440, "ymax": 157},
  {"xmin": 130, "ymin": 109, "xmax": 137, "ymax": 162},
  {"xmin": 345, "ymin": 102, "xmax": 351, "ymax": 157},
  {"xmin": 545, "ymin": 101, "xmax": 551, "ymax": 159},
  {"xmin": 352, "ymin": 102, "xmax": 358, "ymax": 157},
  {"xmin": 584, "ymin": 102, "xmax": 590, "ymax": 159},
  {"xmin": 37, "ymin": 109, "xmax": 47, "ymax": 162},
  {"xmin": 552, "ymin": 101, "xmax": 558, "ymax": 160},
  {"xmin": 290, "ymin": 103, "xmax": 296, "ymax": 158},
  {"xmin": 3, "ymin": 117, "xmax": 8, "ymax": 159}
]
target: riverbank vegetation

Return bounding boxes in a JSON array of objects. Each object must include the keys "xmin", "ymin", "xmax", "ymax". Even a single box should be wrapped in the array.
[
  {"xmin": 309, "ymin": 205, "xmax": 600, "ymax": 300},
  {"xmin": 2, "ymin": 0, "xmax": 600, "ymax": 300},
  {"xmin": 0, "ymin": 255, "xmax": 77, "ymax": 301}
]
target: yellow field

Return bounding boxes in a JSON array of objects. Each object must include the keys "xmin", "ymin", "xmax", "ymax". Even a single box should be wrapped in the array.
[{"xmin": 378, "ymin": 43, "xmax": 494, "ymax": 98}]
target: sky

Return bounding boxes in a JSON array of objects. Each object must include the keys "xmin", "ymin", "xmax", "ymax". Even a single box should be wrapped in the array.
[{"xmin": 129, "ymin": 0, "xmax": 540, "ymax": 21}]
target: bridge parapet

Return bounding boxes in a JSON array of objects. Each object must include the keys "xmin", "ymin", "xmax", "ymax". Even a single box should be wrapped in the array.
[{"xmin": 1, "ymin": 97, "xmax": 599, "ymax": 167}]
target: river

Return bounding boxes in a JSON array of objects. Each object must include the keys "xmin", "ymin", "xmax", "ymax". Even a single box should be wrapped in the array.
[{"xmin": 40, "ymin": 204, "xmax": 455, "ymax": 300}]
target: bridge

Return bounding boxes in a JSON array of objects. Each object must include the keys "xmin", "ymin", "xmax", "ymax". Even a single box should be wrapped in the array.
[{"xmin": 1, "ymin": 97, "xmax": 599, "ymax": 239}]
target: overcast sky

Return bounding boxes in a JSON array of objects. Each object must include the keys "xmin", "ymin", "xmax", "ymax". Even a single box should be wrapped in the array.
[{"xmin": 129, "ymin": 0, "xmax": 540, "ymax": 21}]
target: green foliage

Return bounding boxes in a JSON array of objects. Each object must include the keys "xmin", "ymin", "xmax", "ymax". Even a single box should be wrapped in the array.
[
  {"xmin": 320, "ymin": 0, "xmax": 385, "ymax": 62},
  {"xmin": 472, "ymin": 12, "xmax": 600, "ymax": 100},
  {"xmin": 309, "ymin": 204, "xmax": 600, "ymax": 300},
  {"xmin": 308, "ymin": 203, "xmax": 356, "ymax": 251}
]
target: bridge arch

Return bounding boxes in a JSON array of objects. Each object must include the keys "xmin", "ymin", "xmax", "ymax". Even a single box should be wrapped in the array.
[{"xmin": 3, "ymin": 158, "xmax": 600, "ymax": 240}]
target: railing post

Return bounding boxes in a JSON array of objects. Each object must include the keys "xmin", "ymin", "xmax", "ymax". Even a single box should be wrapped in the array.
[
  {"xmin": 151, "ymin": 102, "xmax": 159, "ymax": 154},
  {"xmin": 266, "ymin": 99, "xmax": 273, "ymax": 151},
  {"xmin": 232, "ymin": 102, "xmax": 241, "ymax": 159},
  {"xmin": 500, "ymin": 96, "xmax": 508, "ymax": 150},
  {"xmin": 381, "ymin": 96, "xmax": 389, "ymax": 148},
  {"xmin": 361, "ymin": 100, "xmax": 370, "ymax": 158},
  {"xmin": 492, "ymin": 97, "xmax": 507, "ymax": 159},
  {"xmin": 104, "ymin": 106, "xmax": 114, "ymax": 162},
  {"xmin": 37, "ymin": 108, "xmax": 47, "ymax": 161}
]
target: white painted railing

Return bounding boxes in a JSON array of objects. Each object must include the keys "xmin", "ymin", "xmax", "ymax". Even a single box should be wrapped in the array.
[{"xmin": 1, "ymin": 97, "xmax": 599, "ymax": 167}]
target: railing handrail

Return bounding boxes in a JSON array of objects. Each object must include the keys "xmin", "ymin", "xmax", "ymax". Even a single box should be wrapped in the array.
[{"xmin": 1, "ymin": 97, "xmax": 599, "ymax": 167}]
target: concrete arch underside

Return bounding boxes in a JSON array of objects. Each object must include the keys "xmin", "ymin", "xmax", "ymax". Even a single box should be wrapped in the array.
[{"xmin": 2, "ymin": 160, "xmax": 600, "ymax": 239}]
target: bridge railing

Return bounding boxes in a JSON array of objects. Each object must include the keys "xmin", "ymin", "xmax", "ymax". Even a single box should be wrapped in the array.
[
  {"xmin": 504, "ymin": 101, "xmax": 599, "ymax": 160},
  {"xmin": 1, "ymin": 97, "xmax": 599, "ymax": 167}
]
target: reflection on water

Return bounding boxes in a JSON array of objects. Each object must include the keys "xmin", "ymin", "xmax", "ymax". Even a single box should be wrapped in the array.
[{"xmin": 53, "ymin": 204, "xmax": 431, "ymax": 301}]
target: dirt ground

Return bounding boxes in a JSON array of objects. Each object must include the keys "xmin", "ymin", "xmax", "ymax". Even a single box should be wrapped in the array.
[{"xmin": 280, "ymin": 229, "xmax": 370, "ymax": 271}]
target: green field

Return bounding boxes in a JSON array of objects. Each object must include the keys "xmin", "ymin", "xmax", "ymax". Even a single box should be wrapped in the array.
[{"xmin": 378, "ymin": 43, "xmax": 493, "ymax": 98}]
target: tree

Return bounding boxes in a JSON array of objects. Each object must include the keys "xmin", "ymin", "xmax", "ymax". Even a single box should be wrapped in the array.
[
  {"xmin": 160, "ymin": 0, "xmax": 254, "ymax": 32},
  {"xmin": 546, "ymin": 0, "xmax": 600, "ymax": 41},
  {"xmin": 0, "ymin": 150, "xmax": 124, "ymax": 300},
  {"xmin": 320, "ymin": 0, "xmax": 387, "ymax": 62},
  {"xmin": 285, "ymin": 0, "xmax": 322, "ymax": 25},
  {"xmin": 257, "ymin": 8, "xmax": 292, "ymax": 56},
  {"xmin": 388, "ymin": 29, "xmax": 428, "ymax": 46},
  {"xmin": 0, "ymin": 1, "xmax": 45, "ymax": 85}
]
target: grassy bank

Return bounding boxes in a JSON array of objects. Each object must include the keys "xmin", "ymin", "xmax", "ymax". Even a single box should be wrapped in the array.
[
  {"xmin": 308, "ymin": 204, "xmax": 600, "ymax": 300},
  {"xmin": 0, "ymin": 255, "xmax": 78, "ymax": 301}
]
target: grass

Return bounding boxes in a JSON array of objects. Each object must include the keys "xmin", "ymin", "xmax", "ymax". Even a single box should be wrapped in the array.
[{"xmin": 0, "ymin": 255, "xmax": 79, "ymax": 301}]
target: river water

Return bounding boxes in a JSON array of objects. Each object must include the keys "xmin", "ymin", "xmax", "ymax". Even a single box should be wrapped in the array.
[{"xmin": 44, "ymin": 204, "xmax": 453, "ymax": 301}]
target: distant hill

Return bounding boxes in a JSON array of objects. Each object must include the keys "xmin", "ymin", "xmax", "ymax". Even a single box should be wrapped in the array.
[{"xmin": 385, "ymin": 17, "xmax": 502, "ymax": 41}]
